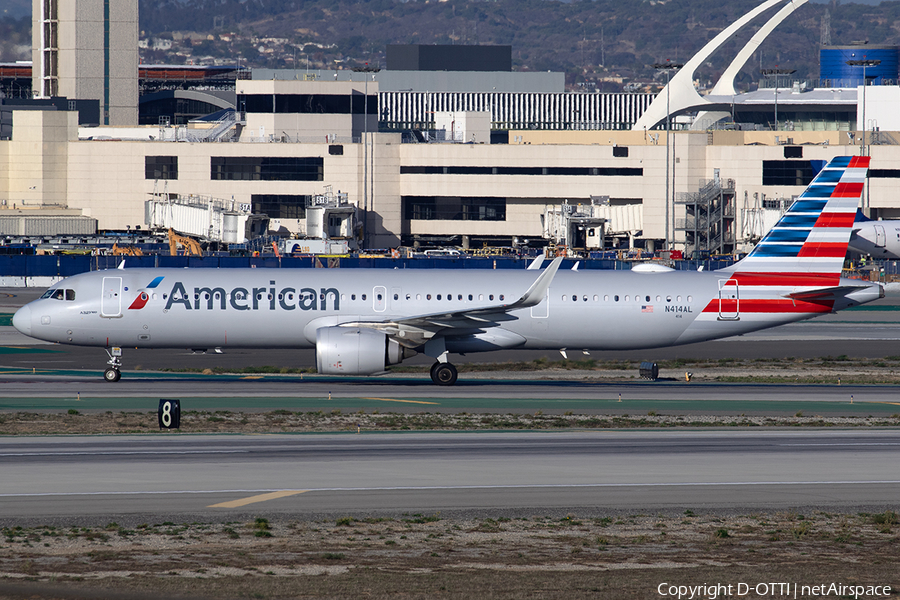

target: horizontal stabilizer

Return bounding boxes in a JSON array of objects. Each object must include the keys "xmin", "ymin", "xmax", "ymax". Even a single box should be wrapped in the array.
[{"xmin": 785, "ymin": 284, "xmax": 872, "ymax": 301}]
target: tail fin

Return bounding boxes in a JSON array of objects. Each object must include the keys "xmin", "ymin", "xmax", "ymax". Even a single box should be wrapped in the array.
[{"xmin": 729, "ymin": 155, "xmax": 870, "ymax": 275}]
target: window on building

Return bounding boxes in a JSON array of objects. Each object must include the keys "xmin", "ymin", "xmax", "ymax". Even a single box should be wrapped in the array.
[
  {"xmin": 400, "ymin": 165, "xmax": 642, "ymax": 176},
  {"xmin": 403, "ymin": 197, "xmax": 506, "ymax": 221},
  {"xmin": 783, "ymin": 146, "xmax": 803, "ymax": 159},
  {"xmin": 251, "ymin": 194, "xmax": 311, "ymax": 219},
  {"xmin": 145, "ymin": 156, "xmax": 178, "ymax": 180},
  {"xmin": 211, "ymin": 157, "xmax": 323, "ymax": 181},
  {"xmin": 238, "ymin": 94, "xmax": 376, "ymax": 114},
  {"xmin": 612, "ymin": 146, "xmax": 629, "ymax": 158},
  {"xmin": 762, "ymin": 160, "xmax": 816, "ymax": 186}
]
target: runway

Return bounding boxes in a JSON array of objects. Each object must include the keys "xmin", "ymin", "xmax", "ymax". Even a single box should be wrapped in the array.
[{"xmin": 1, "ymin": 430, "xmax": 898, "ymax": 524}]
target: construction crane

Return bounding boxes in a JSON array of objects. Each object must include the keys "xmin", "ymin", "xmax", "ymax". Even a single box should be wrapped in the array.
[{"xmin": 167, "ymin": 228, "xmax": 203, "ymax": 256}]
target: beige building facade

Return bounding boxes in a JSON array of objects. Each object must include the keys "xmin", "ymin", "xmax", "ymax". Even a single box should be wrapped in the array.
[{"xmin": 3, "ymin": 106, "xmax": 900, "ymax": 253}]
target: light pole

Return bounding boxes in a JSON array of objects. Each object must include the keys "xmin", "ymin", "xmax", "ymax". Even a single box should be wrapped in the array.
[
  {"xmin": 760, "ymin": 68, "xmax": 795, "ymax": 131},
  {"xmin": 848, "ymin": 58, "xmax": 881, "ymax": 216},
  {"xmin": 352, "ymin": 64, "xmax": 380, "ymax": 248},
  {"xmin": 652, "ymin": 61, "xmax": 683, "ymax": 252},
  {"xmin": 847, "ymin": 58, "xmax": 880, "ymax": 158}
]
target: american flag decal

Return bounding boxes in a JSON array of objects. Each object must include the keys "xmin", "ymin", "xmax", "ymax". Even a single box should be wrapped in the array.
[{"xmin": 642, "ymin": 305, "xmax": 653, "ymax": 313}]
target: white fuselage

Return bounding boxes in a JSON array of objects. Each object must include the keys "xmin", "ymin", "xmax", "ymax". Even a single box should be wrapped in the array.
[{"xmin": 12, "ymin": 267, "xmax": 882, "ymax": 354}]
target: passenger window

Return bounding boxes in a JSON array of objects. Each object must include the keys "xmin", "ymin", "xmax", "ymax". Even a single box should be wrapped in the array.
[
  {"xmin": 677, "ymin": 295, "xmax": 682, "ymax": 302},
  {"xmin": 666, "ymin": 295, "xmax": 672, "ymax": 302},
  {"xmin": 582, "ymin": 295, "xmax": 587, "ymax": 302},
  {"xmin": 656, "ymin": 295, "xmax": 661, "ymax": 302},
  {"xmin": 614, "ymin": 295, "xmax": 619, "ymax": 302},
  {"xmin": 593, "ymin": 295, "xmax": 599, "ymax": 302},
  {"xmin": 645, "ymin": 295, "xmax": 650, "ymax": 302},
  {"xmin": 458, "ymin": 294, "xmax": 463, "ymax": 300},
  {"xmin": 624, "ymin": 295, "xmax": 629, "ymax": 302},
  {"xmin": 500, "ymin": 295, "xmax": 505, "ymax": 301},
  {"xmin": 394, "ymin": 294, "xmax": 399, "ymax": 300},
  {"xmin": 572, "ymin": 295, "xmax": 577, "ymax": 302},
  {"xmin": 489, "ymin": 295, "xmax": 494, "ymax": 301},
  {"xmin": 687, "ymin": 295, "xmax": 693, "ymax": 302},
  {"xmin": 351, "ymin": 294, "xmax": 356, "ymax": 300},
  {"xmin": 427, "ymin": 294, "xmax": 432, "ymax": 300},
  {"xmin": 406, "ymin": 294, "xmax": 411, "ymax": 300},
  {"xmin": 437, "ymin": 294, "xmax": 442, "ymax": 300},
  {"xmin": 416, "ymin": 294, "xmax": 421, "ymax": 300},
  {"xmin": 377, "ymin": 294, "xmax": 383, "ymax": 301},
  {"xmin": 362, "ymin": 294, "xmax": 367, "ymax": 301},
  {"xmin": 340, "ymin": 294, "xmax": 346, "ymax": 301},
  {"xmin": 468, "ymin": 294, "xmax": 473, "ymax": 301},
  {"xmin": 604, "ymin": 295, "xmax": 609, "ymax": 302},
  {"xmin": 561, "ymin": 295, "xmax": 567, "ymax": 301}
]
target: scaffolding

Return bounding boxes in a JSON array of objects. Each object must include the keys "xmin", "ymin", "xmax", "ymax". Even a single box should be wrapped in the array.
[{"xmin": 676, "ymin": 177, "xmax": 736, "ymax": 258}]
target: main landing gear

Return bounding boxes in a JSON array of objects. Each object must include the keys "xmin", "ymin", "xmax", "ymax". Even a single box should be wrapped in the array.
[
  {"xmin": 430, "ymin": 361, "xmax": 458, "ymax": 386},
  {"xmin": 104, "ymin": 347, "xmax": 122, "ymax": 382}
]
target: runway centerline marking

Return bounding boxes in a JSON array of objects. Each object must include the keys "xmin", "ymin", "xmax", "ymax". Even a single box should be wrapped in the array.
[
  {"xmin": 208, "ymin": 490, "xmax": 307, "ymax": 508},
  {"xmin": 362, "ymin": 397, "xmax": 440, "ymax": 405}
]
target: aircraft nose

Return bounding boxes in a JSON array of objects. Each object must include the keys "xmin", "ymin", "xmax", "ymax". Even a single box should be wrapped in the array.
[{"xmin": 12, "ymin": 304, "xmax": 31, "ymax": 336}]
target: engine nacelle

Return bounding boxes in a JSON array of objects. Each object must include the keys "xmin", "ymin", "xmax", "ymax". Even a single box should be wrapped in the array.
[{"xmin": 315, "ymin": 326, "xmax": 410, "ymax": 375}]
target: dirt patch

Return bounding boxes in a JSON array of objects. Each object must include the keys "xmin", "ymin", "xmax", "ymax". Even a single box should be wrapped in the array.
[
  {"xmin": 2, "ymin": 409, "xmax": 899, "ymax": 436},
  {"xmin": 0, "ymin": 511, "xmax": 897, "ymax": 599}
]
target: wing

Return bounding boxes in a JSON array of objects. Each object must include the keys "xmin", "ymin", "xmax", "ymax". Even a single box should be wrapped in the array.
[{"xmin": 340, "ymin": 257, "xmax": 564, "ymax": 346}]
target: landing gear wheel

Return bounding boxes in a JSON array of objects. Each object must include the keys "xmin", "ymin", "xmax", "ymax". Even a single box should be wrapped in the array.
[
  {"xmin": 431, "ymin": 362, "xmax": 458, "ymax": 386},
  {"xmin": 104, "ymin": 368, "xmax": 121, "ymax": 383}
]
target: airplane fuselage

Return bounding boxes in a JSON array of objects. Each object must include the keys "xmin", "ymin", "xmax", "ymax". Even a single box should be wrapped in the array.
[{"xmin": 12, "ymin": 266, "xmax": 880, "ymax": 354}]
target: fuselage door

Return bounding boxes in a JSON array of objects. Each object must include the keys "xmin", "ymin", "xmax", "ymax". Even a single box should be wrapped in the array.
[
  {"xmin": 875, "ymin": 224, "xmax": 886, "ymax": 248},
  {"xmin": 100, "ymin": 277, "xmax": 123, "ymax": 318},
  {"xmin": 717, "ymin": 278, "xmax": 739, "ymax": 321},
  {"xmin": 530, "ymin": 290, "xmax": 550, "ymax": 318},
  {"xmin": 373, "ymin": 286, "xmax": 387, "ymax": 312}
]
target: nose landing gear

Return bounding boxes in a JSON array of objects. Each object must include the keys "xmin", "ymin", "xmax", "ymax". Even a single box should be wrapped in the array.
[{"xmin": 104, "ymin": 347, "xmax": 122, "ymax": 382}]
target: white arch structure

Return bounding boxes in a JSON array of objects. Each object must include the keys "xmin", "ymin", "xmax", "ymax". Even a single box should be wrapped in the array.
[{"xmin": 632, "ymin": 0, "xmax": 807, "ymax": 131}]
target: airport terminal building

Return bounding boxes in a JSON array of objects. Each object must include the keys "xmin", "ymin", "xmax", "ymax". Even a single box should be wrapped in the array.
[{"xmin": 3, "ymin": 0, "xmax": 900, "ymax": 255}]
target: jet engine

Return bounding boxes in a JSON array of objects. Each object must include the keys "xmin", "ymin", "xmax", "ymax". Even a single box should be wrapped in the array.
[{"xmin": 315, "ymin": 326, "xmax": 413, "ymax": 375}]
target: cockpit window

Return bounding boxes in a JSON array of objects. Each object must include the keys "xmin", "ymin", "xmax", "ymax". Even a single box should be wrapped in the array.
[{"xmin": 40, "ymin": 288, "xmax": 75, "ymax": 301}]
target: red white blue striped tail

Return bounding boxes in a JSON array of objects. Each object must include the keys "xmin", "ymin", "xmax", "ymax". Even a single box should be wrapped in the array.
[{"xmin": 730, "ymin": 155, "xmax": 869, "ymax": 275}]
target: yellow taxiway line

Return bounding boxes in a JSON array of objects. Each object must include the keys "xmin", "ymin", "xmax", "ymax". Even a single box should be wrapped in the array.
[
  {"xmin": 362, "ymin": 397, "xmax": 440, "ymax": 405},
  {"xmin": 208, "ymin": 490, "xmax": 307, "ymax": 508}
]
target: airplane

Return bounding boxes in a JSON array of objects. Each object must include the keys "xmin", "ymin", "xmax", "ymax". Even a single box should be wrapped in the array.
[
  {"xmin": 12, "ymin": 156, "xmax": 883, "ymax": 386},
  {"xmin": 849, "ymin": 211, "xmax": 900, "ymax": 259}
]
